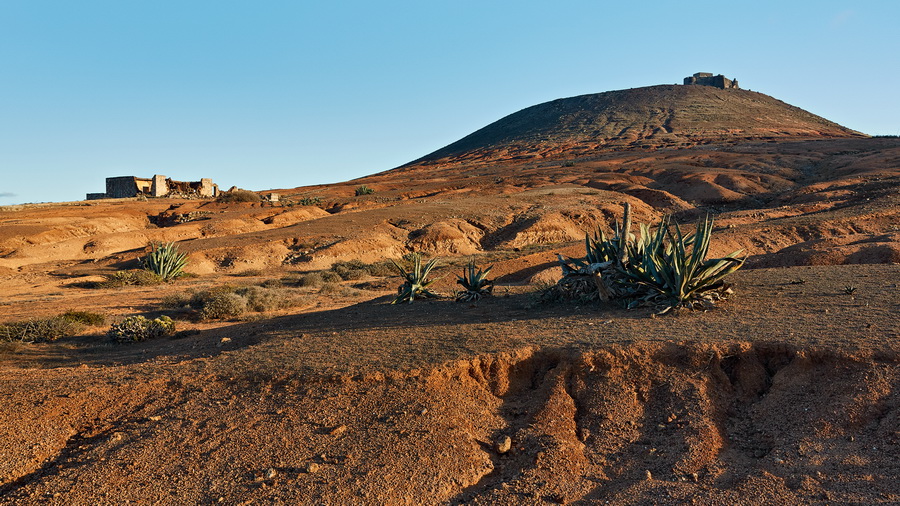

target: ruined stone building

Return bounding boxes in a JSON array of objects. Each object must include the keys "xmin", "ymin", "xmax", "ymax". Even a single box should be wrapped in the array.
[
  {"xmin": 683, "ymin": 72, "xmax": 739, "ymax": 89},
  {"xmin": 86, "ymin": 175, "xmax": 219, "ymax": 200}
]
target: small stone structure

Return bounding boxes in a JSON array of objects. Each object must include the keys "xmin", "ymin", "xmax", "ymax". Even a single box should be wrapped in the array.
[
  {"xmin": 683, "ymin": 72, "xmax": 739, "ymax": 89},
  {"xmin": 87, "ymin": 175, "xmax": 219, "ymax": 200}
]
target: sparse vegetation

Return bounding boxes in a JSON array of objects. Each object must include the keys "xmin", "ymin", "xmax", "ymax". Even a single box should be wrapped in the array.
[
  {"xmin": 553, "ymin": 204, "xmax": 745, "ymax": 312},
  {"xmin": 61, "ymin": 310, "xmax": 106, "ymax": 326},
  {"xmin": 355, "ymin": 185, "xmax": 375, "ymax": 196},
  {"xmin": 96, "ymin": 269, "xmax": 165, "ymax": 288},
  {"xmin": 298, "ymin": 196, "xmax": 323, "ymax": 205},
  {"xmin": 843, "ymin": 286, "xmax": 857, "ymax": 295},
  {"xmin": 143, "ymin": 242, "xmax": 189, "ymax": 281},
  {"xmin": 163, "ymin": 285, "xmax": 312, "ymax": 321},
  {"xmin": 217, "ymin": 190, "xmax": 261, "ymax": 203},
  {"xmin": 0, "ymin": 316, "xmax": 84, "ymax": 343},
  {"xmin": 456, "ymin": 259, "xmax": 494, "ymax": 302},
  {"xmin": 108, "ymin": 315, "xmax": 175, "ymax": 343},
  {"xmin": 390, "ymin": 253, "xmax": 440, "ymax": 304}
]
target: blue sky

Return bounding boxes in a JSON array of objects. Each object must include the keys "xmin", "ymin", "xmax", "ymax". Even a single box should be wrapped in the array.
[{"xmin": 1, "ymin": 1, "xmax": 897, "ymax": 205}]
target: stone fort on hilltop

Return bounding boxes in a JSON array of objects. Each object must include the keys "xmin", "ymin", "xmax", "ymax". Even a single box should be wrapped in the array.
[{"xmin": 683, "ymin": 72, "xmax": 739, "ymax": 89}]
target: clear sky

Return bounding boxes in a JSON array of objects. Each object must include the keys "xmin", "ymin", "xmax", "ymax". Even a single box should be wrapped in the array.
[{"xmin": 1, "ymin": 1, "xmax": 897, "ymax": 205}]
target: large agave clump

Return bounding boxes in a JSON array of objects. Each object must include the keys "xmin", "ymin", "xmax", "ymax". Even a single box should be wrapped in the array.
[
  {"xmin": 553, "ymin": 204, "xmax": 745, "ymax": 312},
  {"xmin": 390, "ymin": 253, "xmax": 441, "ymax": 304},
  {"xmin": 143, "ymin": 242, "xmax": 188, "ymax": 281},
  {"xmin": 621, "ymin": 213, "xmax": 745, "ymax": 312},
  {"xmin": 456, "ymin": 259, "xmax": 494, "ymax": 302}
]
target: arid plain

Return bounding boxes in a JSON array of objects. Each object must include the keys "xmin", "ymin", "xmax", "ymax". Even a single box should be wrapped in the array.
[{"xmin": 1, "ymin": 84, "xmax": 898, "ymax": 504}]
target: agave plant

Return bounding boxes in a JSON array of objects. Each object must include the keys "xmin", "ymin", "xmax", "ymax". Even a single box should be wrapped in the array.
[
  {"xmin": 456, "ymin": 259, "xmax": 494, "ymax": 302},
  {"xmin": 551, "ymin": 204, "xmax": 744, "ymax": 312},
  {"xmin": 143, "ymin": 242, "xmax": 189, "ymax": 281},
  {"xmin": 390, "ymin": 253, "xmax": 441, "ymax": 304},
  {"xmin": 621, "ymin": 214, "xmax": 745, "ymax": 311}
]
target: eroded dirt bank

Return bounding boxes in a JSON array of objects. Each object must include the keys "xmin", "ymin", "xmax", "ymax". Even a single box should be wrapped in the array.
[{"xmin": 1, "ymin": 340, "xmax": 898, "ymax": 505}]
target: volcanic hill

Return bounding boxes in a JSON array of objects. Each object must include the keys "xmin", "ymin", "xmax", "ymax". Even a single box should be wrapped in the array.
[
  {"xmin": 404, "ymin": 84, "xmax": 864, "ymax": 166},
  {"xmin": 0, "ymin": 81, "xmax": 898, "ymax": 504}
]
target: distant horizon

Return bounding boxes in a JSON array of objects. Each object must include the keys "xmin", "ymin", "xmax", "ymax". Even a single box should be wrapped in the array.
[{"xmin": 2, "ymin": 1, "xmax": 897, "ymax": 205}]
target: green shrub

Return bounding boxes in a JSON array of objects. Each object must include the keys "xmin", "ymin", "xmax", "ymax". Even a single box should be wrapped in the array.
[
  {"xmin": 298, "ymin": 196, "xmax": 322, "ymax": 206},
  {"xmin": 143, "ymin": 242, "xmax": 188, "ymax": 281},
  {"xmin": 97, "ymin": 269, "xmax": 164, "ymax": 288},
  {"xmin": 355, "ymin": 185, "xmax": 375, "ymax": 196},
  {"xmin": 217, "ymin": 190, "xmax": 261, "ymax": 203},
  {"xmin": 456, "ymin": 259, "xmax": 494, "ymax": 302},
  {"xmin": 108, "ymin": 316, "xmax": 175, "ymax": 343},
  {"xmin": 61, "ymin": 310, "xmax": 105, "ymax": 326},
  {"xmin": 0, "ymin": 317, "xmax": 84, "ymax": 343},
  {"xmin": 390, "ymin": 253, "xmax": 440, "ymax": 304}
]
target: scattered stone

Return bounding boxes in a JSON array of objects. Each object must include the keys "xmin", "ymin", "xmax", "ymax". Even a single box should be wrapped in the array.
[
  {"xmin": 148, "ymin": 416, "xmax": 162, "ymax": 422},
  {"xmin": 264, "ymin": 468, "xmax": 277, "ymax": 480},
  {"xmin": 495, "ymin": 436, "xmax": 512, "ymax": 454},
  {"xmin": 217, "ymin": 337, "xmax": 232, "ymax": 347},
  {"xmin": 419, "ymin": 408, "xmax": 428, "ymax": 415},
  {"xmin": 773, "ymin": 458, "xmax": 785, "ymax": 464},
  {"xmin": 645, "ymin": 470, "xmax": 653, "ymax": 480},
  {"xmin": 691, "ymin": 472, "xmax": 699, "ymax": 482},
  {"xmin": 330, "ymin": 424, "xmax": 347, "ymax": 437},
  {"xmin": 306, "ymin": 462, "xmax": 320, "ymax": 474}
]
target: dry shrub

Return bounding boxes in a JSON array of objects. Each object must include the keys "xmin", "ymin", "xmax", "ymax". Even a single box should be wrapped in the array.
[
  {"xmin": 217, "ymin": 190, "xmax": 261, "ymax": 203},
  {"xmin": 318, "ymin": 282, "xmax": 342, "ymax": 294},
  {"xmin": 198, "ymin": 292, "xmax": 248, "ymax": 320},
  {"xmin": 61, "ymin": 310, "xmax": 105, "ymax": 326},
  {"xmin": 295, "ymin": 272, "xmax": 325, "ymax": 287},
  {"xmin": 97, "ymin": 270, "xmax": 164, "ymax": 288},
  {"xmin": 235, "ymin": 286, "xmax": 307, "ymax": 312},
  {"xmin": 320, "ymin": 271, "xmax": 343, "ymax": 283},
  {"xmin": 165, "ymin": 284, "xmax": 312, "ymax": 321},
  {"xmin": 0, "ymin": 317, "xmax": 84, "ymax": 343},
  {"xmin": 330, "ymin": 259, "xmax": 396, "ymax": 280},
  {"xmin": 259, "ymin": 278, "xmax": 284, "ymax": 288}
]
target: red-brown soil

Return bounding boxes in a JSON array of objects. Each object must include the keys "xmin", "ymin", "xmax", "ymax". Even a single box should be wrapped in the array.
[{"xmin": 0, "ymin": 84, "xmax": 898, "ymax": 504}]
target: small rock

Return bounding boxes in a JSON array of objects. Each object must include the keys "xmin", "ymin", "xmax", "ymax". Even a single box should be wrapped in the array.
[
  {"xmin": 773, "ymin": 458, "xmax": 785, "ymax": 464},
  {"xmin": 264, "ymin": 468, "xmax": 277, "ymax": 480},
  {"xmin": 495, "ymin": 436, "xmax": 512, "ymax": 454},
  {"xmin": 148, "ymin": 416, "xmax": 162, "ymax": 422},
  {"xmin": 690, "ymin": 472, "xmax": 699, "ymax": 482},
  {"xmin": 645, "ymin": 470, "xmax": 653, "ymax": 480},
  {"xmin": 217, "ymin": 337, "xmax": 232, "ymax": 347},
  {"xmin": 330, "ymin": 425, "xmax": 347, "ymax": 437},
  {"xmin": 419, "ymin": 408, "xmax": 428, "ymax": 415},
  {"xmin": 306, "ymin": 462, "xmax": 320, "ymax": 473}
]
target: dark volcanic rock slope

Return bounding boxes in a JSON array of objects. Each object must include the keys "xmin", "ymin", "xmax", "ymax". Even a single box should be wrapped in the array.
[{"xmin": 408, "ymin": 85, "xmax": 864, "ymax": 165}]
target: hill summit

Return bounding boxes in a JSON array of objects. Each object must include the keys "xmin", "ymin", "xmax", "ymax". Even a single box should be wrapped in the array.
[{"xmin": 408, "ymin": 84, "xmax": 864, "ymax": 166}]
